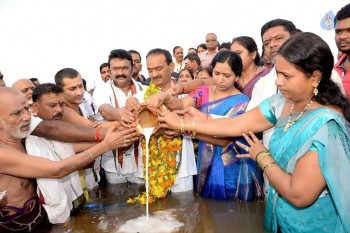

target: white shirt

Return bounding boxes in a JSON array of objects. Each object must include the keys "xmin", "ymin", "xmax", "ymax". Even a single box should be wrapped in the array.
[{"xmin": 92, "ymin": 79, "xmax": 145, "ymax": 121}]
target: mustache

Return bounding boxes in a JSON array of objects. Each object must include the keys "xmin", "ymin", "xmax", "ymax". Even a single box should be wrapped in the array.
[
  {"xmin": 19, "ymin": 122, "xmax": 30, "ymax": 129},
  {"xmin": 53, "ymin": 113, "xmax": 63, "ymax": 118},
  {"xmin": 116, "ymin": 75, "xmax": 128, "ymax": 79}
]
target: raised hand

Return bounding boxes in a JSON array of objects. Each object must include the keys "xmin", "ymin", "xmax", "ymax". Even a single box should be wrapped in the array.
[
  {"xmin": 103, "ymin": 125, "xmax": 140, "ymax": 150},
  {"xmin": 125, "ymin": 96, "xmax": 141, "ymax": 112},
  {"xmin": 171, "ymin": 82, "xmax": 182, "ymax": 96},
  {"xmin": 118, "ymin": 107, "xmax": 136, "ymax": 127},
  {"xmin": 145, "ymin": 92, "xmax": 169, "ymax": 115},
  {"xmin": 236, "ymin": 131, "xmax": 268, "ymax": 161},
  {"xmin": 177, "ymin": 106, "xmax": 208, "ymax": 120},
  {"xmin": 158, "ymin": 111, "xmax": 182, "ymax": 131}
]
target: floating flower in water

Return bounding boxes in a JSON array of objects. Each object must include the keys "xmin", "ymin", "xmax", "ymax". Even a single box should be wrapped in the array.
[{"xmin": 128, "ymin": 82, "xmax": 182, "ymax": 204}]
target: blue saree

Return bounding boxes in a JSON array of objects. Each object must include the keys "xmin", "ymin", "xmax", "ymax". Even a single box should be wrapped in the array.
[
  {"xmin": 260, "ymin": 94, "xmax": 350, "ymax": 233},
  {"xmin": 192, "ymin": 86, "xmax": 264, "ymax": 200}
]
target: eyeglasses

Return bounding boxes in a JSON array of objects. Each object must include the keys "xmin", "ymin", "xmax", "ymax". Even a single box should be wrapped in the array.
[{"xmin": 206, "ymin": 39, "xmax": 216, "ymax": 43}]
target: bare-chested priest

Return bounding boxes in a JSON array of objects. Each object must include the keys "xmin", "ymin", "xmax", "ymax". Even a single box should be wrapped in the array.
[{"xmin": 0, "ymin": 87, "xmax": 139, "ymax": 232}]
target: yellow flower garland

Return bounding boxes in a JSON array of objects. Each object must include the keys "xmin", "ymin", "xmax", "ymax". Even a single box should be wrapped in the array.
[{"xmin": 127, "ymin": 82, "xmax": 182, "ymax": 204}]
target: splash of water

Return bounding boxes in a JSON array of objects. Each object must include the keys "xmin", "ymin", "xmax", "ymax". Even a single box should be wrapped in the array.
[{"xmin": 116, "ymin": 209, "xmax": 184, "ymax": 233}]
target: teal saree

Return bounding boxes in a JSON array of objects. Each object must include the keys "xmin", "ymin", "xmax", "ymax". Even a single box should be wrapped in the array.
[{"xmin": 260, "ymin": 94, "xmax": 350, "ymax": 233}]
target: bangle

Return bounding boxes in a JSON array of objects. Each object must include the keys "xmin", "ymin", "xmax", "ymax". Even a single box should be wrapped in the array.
[
  {"xmin": 255, "ymin": 150, "xmax": 268, "ymax": 161},
  {"xmin": 86, "ymin": 150, "xmax": 94, "ymax": 162},
  {"xmin": 180, "ymin": 119, "xmax": 184, "ymax": 134},
  {"xmin": 258, "ymin": 152, "xmax": 270, "ymax": 165},
  {"xmin": 186, "ymin": 120, "xmax": 191, "ymax": 136},
  {"xmin": 95, "ymin": 127, "xmax": 100, "ymax": 142},
  {"xmin": 263, "ymin": 161, "xmax": 277, "ymax": 173},
  {"xmin": 191, "ymin": 120, "xmax": 196, "ymax": 137},
  {"xmin": 164, "ymin": 92, "xmax": 173, "ymax": 104},
  {"xmin": 178, "ymin": 83, "xmax": 185, "ymax": 94}
]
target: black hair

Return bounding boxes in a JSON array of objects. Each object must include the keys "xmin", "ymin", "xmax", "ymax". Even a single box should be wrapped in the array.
[
  {"xmin": 54, "ymin": 68, "xmax": 80, "ymax": 87},
  {"xmin": 146, "ymin": 48, "xmax": 172, "ymax": 65},
  {"xmin": 172, "ymin": 46, "xmax": 182, "ymax": 54},
  {"xmin": 82, "ymin": 78, "xmax": 87, "ymax": 91},
  {"xmin": 211, "ymin": 50, "xmax": 242, "ymax": 77},
  {"xmin": 188, "ymin": 48, "xmax": 197, "ymax": 54},
  {"xmin": 108, "ymin": 49, "xmax": 133, "ymax": 68},
  {"xmin": 29, "ymin": 78, "xmax": 38, "ymax": 82},
  {"xmin": 197, "ymin": 43, "xmax": 207, "ymax": 51},
  {"xmin": 184, "ymin": 53, "xmax": 201, "ymax": 66},
  {"xmin": 32, "ymin": 83, "xmax": 63, "ymax": 102},
  {"xmin": 335, "ymin": 3, "xmax": 350, "ymax": 23},
  {"xmin": 218, "ymin": 42, "xmax": 231, "ymax": 50},
  {"xmin": 99, "ymin": 63, "xmax": 109, "ymax": 73},
  {"xmin": 232, "ymin": 36, "xmax": 261, "ymax": 66},
  {"xmin": 129, "ymin": 50, "xmax": 142, "ymax": 62},
  {"xmin": 261, "ymin": 19, "xmax": 298, "ymax": 39},
  {"xmin": 278, "ymin": 32, "xmax": 350, "ymax": 122},
  {"xmin": 178, "ymin": 68, "xmax": 194, "ymax": 80}
]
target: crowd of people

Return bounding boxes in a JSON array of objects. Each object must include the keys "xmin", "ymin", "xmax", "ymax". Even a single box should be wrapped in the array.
[{"xmin": 0, "ymin": 3, "xmax": 349, "ymax": 233}]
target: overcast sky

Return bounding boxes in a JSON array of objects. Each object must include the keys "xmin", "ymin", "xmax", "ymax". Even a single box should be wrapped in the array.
[{"xmin": 0, "ymin": 0, "xmax": 347, "ymax": 89}]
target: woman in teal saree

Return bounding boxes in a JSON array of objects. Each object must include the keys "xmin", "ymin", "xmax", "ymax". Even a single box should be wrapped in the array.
[{"xmin": 159, "ymin": 32, "xmax": 350, "ymax": 232}]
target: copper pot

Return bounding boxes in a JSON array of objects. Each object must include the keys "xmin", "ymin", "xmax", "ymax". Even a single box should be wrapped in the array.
[{"xmin": 136, "ymin": 104, "xmax": 169, "ymax": 135}]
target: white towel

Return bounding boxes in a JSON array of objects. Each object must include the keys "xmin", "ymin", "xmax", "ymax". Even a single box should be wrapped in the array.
[{"xmin": 25, "ymin": 136, "xmax": 83, "ymax": 224}]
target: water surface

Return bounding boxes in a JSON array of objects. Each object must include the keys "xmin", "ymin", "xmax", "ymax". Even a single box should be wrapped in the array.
[{"xmin": 40, "ymin": 183, "xmax": 266, "ymax": 233}]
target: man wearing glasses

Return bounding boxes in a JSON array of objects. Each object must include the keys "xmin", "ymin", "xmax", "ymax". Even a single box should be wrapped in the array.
[{"xmin": 199, "ymin": 33, "xmax": 219, "ymax": 68}]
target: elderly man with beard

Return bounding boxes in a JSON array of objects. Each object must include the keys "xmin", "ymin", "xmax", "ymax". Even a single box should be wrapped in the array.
[
  {"xmin": 93, "ymin": 49, "xmax": 146, "ymax": 184},
  {"xmin": 0, "ymin": 87, "xmax": 139, "ymax": 232}
]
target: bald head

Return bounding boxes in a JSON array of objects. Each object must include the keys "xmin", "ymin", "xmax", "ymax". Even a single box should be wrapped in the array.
[
  {"xmin": 0, "ymin": 87, "xmax": 24, "ymax": 107},
  {"xmin": 12, "ymin": 79, "xmax": 35, "ymax": 103}
]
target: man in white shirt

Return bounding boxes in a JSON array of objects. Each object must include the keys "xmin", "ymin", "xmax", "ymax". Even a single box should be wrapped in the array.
[
  {"xmin": 93, "ymin": 49, "xmax": 145, "ymax": 184},
  {"xmin": 172, "ymin": 46, "xmax": 185, "ymax": 73},
  {"xmin": 26, "ymin": 83, "xmax": 85, "ymax": 224}
]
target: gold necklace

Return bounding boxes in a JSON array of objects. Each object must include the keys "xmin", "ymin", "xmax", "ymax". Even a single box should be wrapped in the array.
[
  {"xmin": 213, "ymin": 86, "xmax": 235, "ymax": 101},
  {"xmin": 283, "ymin": 100, "xmax": 313, "ymax": 132}
]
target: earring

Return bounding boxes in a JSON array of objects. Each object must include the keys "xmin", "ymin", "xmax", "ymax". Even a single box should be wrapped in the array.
[{"xmin": 313, "ymin": 86, "xmax": 318, "ymax": 96}]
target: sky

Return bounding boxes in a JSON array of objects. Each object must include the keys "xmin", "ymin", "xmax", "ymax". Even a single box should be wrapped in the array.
[{"xmin": 0, "ymin": 0, "xmax": 348, "ymax": 89}]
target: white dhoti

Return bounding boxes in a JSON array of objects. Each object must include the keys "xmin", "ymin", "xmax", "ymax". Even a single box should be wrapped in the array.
[
  {"xmin": 101, "ymin": 143, "xmax": 143, "ymax": 184},
  {"xmin": 25, "ymin": 136, "xmax": 84, "ymax": 224},
  {"xmin": 171, "ymin": 136, "xmax": 197, "ymax": 193}
]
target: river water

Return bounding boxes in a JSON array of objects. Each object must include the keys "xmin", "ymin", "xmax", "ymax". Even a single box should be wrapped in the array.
[{"xmin": 39, "ymin": 182, "xmax": 266, "ymax": 233}]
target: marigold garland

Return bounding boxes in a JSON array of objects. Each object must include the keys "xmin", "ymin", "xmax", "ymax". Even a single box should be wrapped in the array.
[{"xmin": 127, "ymin": 82, "xmax": 182, "ymax": 204}]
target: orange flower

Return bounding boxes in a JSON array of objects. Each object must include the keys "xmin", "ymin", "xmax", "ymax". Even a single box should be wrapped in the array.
[{"xmin": 128, "ymin": 82, "xmax": 182, "ymax": 205}]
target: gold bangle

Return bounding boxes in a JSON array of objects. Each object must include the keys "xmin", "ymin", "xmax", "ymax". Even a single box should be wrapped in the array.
[
  {"xmin": 180, "ymin": 119, "xmax": 185, "ymax": 134},
  {"xmin": 164, "ymin": 92, "xmax": 173, "ymax": 104},
  {"xmin": 86, "ymin": 150, "xmax": 94, "ymax": 162},
  {"xmin": 255, "ymin": 150, "xmax": 268, "ymax": 161},
  {"xmin": 258, "ymin": 152, "xmax": 271, "ymax": 165},
  {"xmin": 191, "ymin": 119, "xmax": 196, "ymax": 137},
  {"xmin": 262, "ymin": 161, "xmax": 277, "ymax": 173}
]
